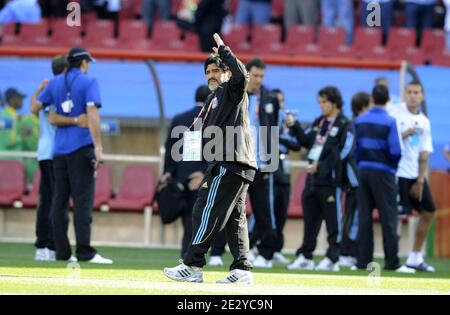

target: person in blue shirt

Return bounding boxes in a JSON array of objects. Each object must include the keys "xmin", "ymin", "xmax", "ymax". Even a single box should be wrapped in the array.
[
  {"xmin": 31, "ymin": 55, "xmax": 89, "ymax": 262},
  {"xmin": 0, "ymin": 0, "xmax": 41, "ymax": 37},
  {"xmin": 353, "ymin": 84, "xmax": 415, "ymax": 273},
  {"xmin": 37, "ymin": 47, "xmax": 112, "ymax": 264}
]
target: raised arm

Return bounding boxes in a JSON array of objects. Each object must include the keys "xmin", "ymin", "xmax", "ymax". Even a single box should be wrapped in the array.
[{"xmin": 31, "ymin": 80, "xmax": 49, "ymax": 115}]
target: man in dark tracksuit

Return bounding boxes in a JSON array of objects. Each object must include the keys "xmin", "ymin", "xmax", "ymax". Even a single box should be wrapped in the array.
[
  {"xmin": 353, "ymin": 84, "xmax": 414, "ymax": 273},
  {"xmin": 287, "ymin": 86, "xmax": 354, "ymax": 272},
  {"xmin": 207, "ymin": 59, "xmax": 280, "ymax": 268},
  {"xmin": 245, "ymin": 59, "xmax": 280, "ymax": 268},
  {"xmin": 339, "ymin": 92, "xmax": 370, "ymax": 266},
  {"xmin": 164, "ymin": 34, "xmax": 257, "ymax": 284},
  {"xmin": 161, "ymin": 85, "xmax": 210, "ymax": 259}
]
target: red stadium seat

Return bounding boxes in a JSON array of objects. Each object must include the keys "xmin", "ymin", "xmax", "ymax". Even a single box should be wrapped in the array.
[
  {"xmin": 93, "ymin": 164, "xmax": 113, "ymax": 210},
  {"xmin": 287, "ymin": 171, "xmax": 307, "ymax": 218},
  {"xmin": 222, "ymin": 24, "xmax": 251, "ymax": 53},
  {"xmin": 421, "ymin": 29, "xmax": 445, "ymax": 53},
  {"xmin": 271, "ymin": 0, "xmax": 284, "ymax": 20},
  {"xmin": 50, "ymin": 19, "xmax": 82, "ymax": 48},
  {"xmin": 119, "ymin": 0, "xmax": 142, "ymax": 19},
  {"xmin": 427, "ymin": 49, "xmax": 450, "ymax": 67},
  {"xmin": 0, "ymin": 23, "xmax": 20, "ymax": 46},
  {"xmin": 150, "ymin": 20, "xmax": 183, "ymax": 50},
  {"xmin": 394, "ymin": 47, "xmax": 425, "ymax": 65},
  {"xmin": 109, "ymin": 164, "xmax": 157, "ymax": 212},
  {"xmin": 22, "ymin": 169, "xmax": 41, "ymax": 208},
  {"xmin": 83, "ymin": 19, "xmax": 115, "ymax": 49},
  {"xmin": 251, "ymin": 23, "xmax": 282, "ymax": 54},
  {"xmin": 0, "ymin": 160, "xmax": 25, "ymax": 207},
  {"xmin": 353, "ymin": 27, "xmax": 382, "ymax": 58},
  {"xmin": 229, "ymin": 0, "xmax": 240, "ymax": 16},
  {"xmin": 386, "ymin": 27, "xmax": 416, "ymax": 51},
  {"xmin": 284, "ymin": 25, "xmax": 315, "ymax": 49},
  {"xmin": 317, "ymin": 26, "xmax": 346, "ymax": 50},
  {"xmin": 117, "ymin": 20, "xmax": 152, "ymax": 50},
  {"xmin": 17, "ymin": 22, "xmax": 50, "ymax": 47},
  {"xmin": 362, "ymin": 45, "xmax": 392, "ymax": 60}
]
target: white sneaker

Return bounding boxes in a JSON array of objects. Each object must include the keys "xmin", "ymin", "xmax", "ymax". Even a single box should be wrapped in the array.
[
  {"xmin": 315, "ymin": 257, "xmax": 340, "ymax": 272},
  {"xmin": 272, "ymin": 252, "xmax": 291, "ymax": 265},
  {"xmin": 252, "ymin": 255, "xmax": 273, "ymax": 268},
  {"xmin": 69, "ymin": 256, "xmax": 78, "ymax": 262},
  {"xmin": 406, "ymin": 262, "xmax": 435, "ymax": 273},
  {"xmin": 395, "ymin": 265, "xmax": 416, "ymax": 274},
  {"xmin": 163, "ymin": 262, "xmax": 203, "ymax": 283},
  {"xmin": 208, "ymin": 256, "xmax": 224, "ymax": 267},
  {"xmin": 287, "ymin": 254, "xmax": 315, "ymax": 270},
  {"xmin": 217, "ymin": 269, "xmax": 253, "ymax": 284},
  {"xmin": 34, "ymin": 248, "xmax": 48, "ymax": 261},
  {"xmin": 47, "ymin": 249, "xmax": 56, "ymax": 261},
  {"xmin": 338, "ymin": 256, "xmax": 357, "ymax": 267},
  {"xmin": 88, "ymin": 254, "xmax": 113, "ymax": 264},
  {"xmin": 248, "ymin": 249, "xmax": 256, "ymax": 262}
]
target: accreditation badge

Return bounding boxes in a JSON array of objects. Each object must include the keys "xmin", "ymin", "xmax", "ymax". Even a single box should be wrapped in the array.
[
  {"xmin": 307, "ymin": 143, "xmax": 324, "ymax": 161},
  {"xmin": 183, "ymin": 130, "xmax": 202, "ymax": 161}
]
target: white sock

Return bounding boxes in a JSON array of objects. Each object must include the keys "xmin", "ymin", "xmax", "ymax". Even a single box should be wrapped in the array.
[{"xmin": 406, "ymin": 251, "xmax": 424, "ymax": 266}]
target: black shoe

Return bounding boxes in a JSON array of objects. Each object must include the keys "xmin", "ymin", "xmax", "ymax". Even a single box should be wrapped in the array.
[{"xmin": 406, "ymin": 262, "xmax": 435, "ymax": 272}]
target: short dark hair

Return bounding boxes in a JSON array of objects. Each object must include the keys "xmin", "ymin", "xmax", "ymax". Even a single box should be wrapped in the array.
[
  {"xmin": 375, "ymin": 76, "xmax": 388, "ymax": 86},
  {"xmin": 52, "ymin": 55, "xmax": 69, "ymax": 75},
  {"xmin": 406, "ymin": 80, "xmax": 424, "ymax": 93},
  {"xmin": 204, "ymin": 55, "xmax": 229, "ymax": 73},
  {"xmin": 245, "ymin": 58, "xmax": 266, "ymax": 72},
  {"xmin": 318, "ymin": 86, "xmax": 343, "ymax": 110},
  {"xmin": 195, "ymin": 85, "xmax": 211, "ymax": 103},
  {"xmin": 271, "ymin": 88, "xmax": 283, "ymax": 95},
  {"xmin": 372, "ymin": 84, "xmax": 390, "ymax": 105},
  {"xmin": 351, "ymin": 92, "xmax": 370, "ymax": 118},
  {"xmin": 69, "ymin": 58, "xmax": 83, "ymax": 69}
]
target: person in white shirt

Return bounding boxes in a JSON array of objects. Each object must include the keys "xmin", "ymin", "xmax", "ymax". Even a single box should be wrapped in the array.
[
  {"xmin": 390, "ymin": 80, "xmax": 436, "ymax": 272},
  {"xmin": 444, "ymin": 0, "xmax": 450, "ymax": 50}
]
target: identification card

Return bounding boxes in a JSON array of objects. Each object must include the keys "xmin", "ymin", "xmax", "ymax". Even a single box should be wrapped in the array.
[
  {"xmin": 183, "ymin": 130, "xmax": 202, "ymax": 161},
  {"xmin": 308, "ymin": 143, "xmax": 324, "ymax": 161},
  {"xmin": 61, "ymin": 99, "xmax": 74, "ymax": 114}
]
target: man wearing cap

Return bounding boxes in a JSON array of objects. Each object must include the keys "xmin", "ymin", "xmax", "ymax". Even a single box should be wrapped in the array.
[
  {"xmin": 37, "ymin": 48, "xmax": 112, "ymax": 264},
  {"xmin": 0, "ymin": 88, "xmax": 26, "ymax": 159}
]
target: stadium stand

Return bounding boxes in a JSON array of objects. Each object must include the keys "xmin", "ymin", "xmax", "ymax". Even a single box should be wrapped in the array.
[
  {"xmin": 0, "ymin": 160, "xmax": 25, "ymax": 207},
  {"xmin": 109, "ymin": 164, "xmax": 157, "ymax": 212}
]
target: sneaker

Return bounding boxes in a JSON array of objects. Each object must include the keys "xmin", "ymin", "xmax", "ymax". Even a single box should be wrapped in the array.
[
  {"xmin": 252, "ymin": 255, "xmax": 273, "ymax": 268},
  {"xmin": 69, "ymin": 256, "xmax": 78, "ymax": 262},
  {"xmin": 407, "ymin": 262, "xmax": 435, "ymax": 272},
  {"xmin": 47, "ymin": 249, "xmax": 56, "ymax": 261},
  {"xmin": 287, "ymin": 254, "xmax": 314, "ymax": 270},
  {"xmin": 208, "ymin": 256, "xmax": 224, "ymax": 267},
  {"xmin": 248, "ymin": 249, "xmax": 256, "ymax": 262},
  {"xmin": 338, "ymin": 256, "xmax": 357, "ymax": 267},
  {"xmin": 272, "ymin": 252, "xmax": 291, "ymax": 265},
  {"xmin": 34, "ymin": 248, "xmax": 48, "ymax": 261},
  {"xmin": 163, "ymin": 262, "xmax": 203, "ymax": 283},
  {"xmin": 217, "ymin": 269, "xmax": 253, "ymax": 284},
  {"xmin": 315, "ymin": 257, "xmax": 340, "ymax": 272},
  {"xmin": 88, "ymin": 254, "xmax": 113, "ymax": 264},
  {"xmin": 394, "ymin": 265, "xmax": 416, "ymax": 274}
]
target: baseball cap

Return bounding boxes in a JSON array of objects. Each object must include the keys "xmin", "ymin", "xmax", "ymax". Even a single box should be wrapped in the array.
[
  {"xmin": 5, "ymin": 88, "xmax": 26, "ymax": 101},
  {"xmin": 68, "ymin": 47, "xmax": 96, "ymax": 63}
]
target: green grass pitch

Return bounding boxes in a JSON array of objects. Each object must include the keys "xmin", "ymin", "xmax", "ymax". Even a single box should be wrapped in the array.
[{"xmin": 0, "ymin": 242, "xmax": 449, "ymax": 295}]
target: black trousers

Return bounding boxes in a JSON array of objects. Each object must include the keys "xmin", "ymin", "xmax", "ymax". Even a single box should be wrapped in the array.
[
  {"xmin": 341, "ymin": 188, "xmax": 358, "ymax": 258},
  {"xmin": 274, "ymin": 182, "xmax": 290, "ymax": 253},
  {"xmin": 52, "ymin": 146, "xmax": 97, "ymax": 261},
  {"xmin": 210, "ymin": 229, "xmax": 227, "ymax": 256},
  {"xmin": 184, "ymin": 164, "xmax": 252, "ymax": 271},
  {"xmin": 180, "ymin": 189, "xmax": 196, "ymax": 260},
  {"xmin": 356, "ymin": 169, "xmax": 400, "ymax": 270},
  {"xmin": 35, "ymin": 160, "xmax": 55, "ymax": 250},
  {"xmin": 248, "ymin": 171, "xmax": 277, "ymax": 260},
  {"xmin": 296, "ymin": 176, "xmax": 341, "ymax": 263}
]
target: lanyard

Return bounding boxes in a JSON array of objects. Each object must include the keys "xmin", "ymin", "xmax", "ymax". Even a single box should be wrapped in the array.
[
  {"xmin": 64, "ymin": 72, "xmax": 81, "ymax": 99},
  {"xmin": 187, "ymin": 96, "xmax": 214, "ymax": 131},
  {"xmin": 315, "ymin": 118, "xmax": 335, "ymax": 144}
]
